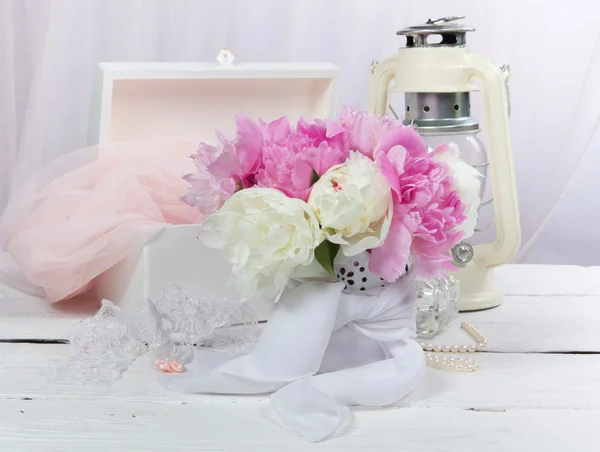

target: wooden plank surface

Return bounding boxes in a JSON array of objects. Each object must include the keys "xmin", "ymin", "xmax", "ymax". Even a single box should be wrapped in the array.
[
  {"xmin": 0, "ymin": 400, "xmax": 597, "ymax": 451},
  {"xmin": 494, "ymin": 264, "xmax": 600, "ymax": 296},
  {"xmin": 3, "ymin": 294, "xmax": 599, "ymax": 352},
  {"xmin": 1, "ymin": 264, "xmax": 599, "ymax": 450},
  {"xmin": 1, "ymin": 344, "xmax": 599, "ymax": 411},
  {"xmin": 435, "ymin": 295, "xmax": 600, "ymax": 353},
  {"xmin": 2, "ymin": 264, "xmax": 600, "ymax": 345}
]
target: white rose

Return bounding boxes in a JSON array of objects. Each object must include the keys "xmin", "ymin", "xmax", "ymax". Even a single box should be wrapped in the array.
[
  {"xmin": 431, "ymin": 143, "xmax": 482, "ymax": 238},
  {"xmin": 198, "ymin": 187, "xmax": 323, "ymax": 301},
  {"xmin": 308, "ymin": 151, "xmax": 392, "ymax": 256}
]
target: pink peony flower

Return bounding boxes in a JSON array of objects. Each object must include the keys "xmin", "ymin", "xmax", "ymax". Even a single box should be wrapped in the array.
[
  {"xmin": 374, "ymin": 125, "xmax": 428, "ymax": 157},
  {"xmin": 232, "ymin": 115, "xmax": 264, "ymax": 177},
  {"xmin": 258, "ymin": 116, "xmax": 293, "ymax": 144},
  {"xmin": 256, "ymin": 140, "xmax": 347, "ymax": 201},
  {"xmin": 254, "ymin": 116, "xmax": 349, "ymax": 200},
  {"xmin": 180, "ymin": 169, "xmax": 237, "ymax": 217},
  {"xmin": 338, "ymin": 107, "xmax": 403, "ymax": 158},
  {"xmin": 298, "ymin": 141, "xmax": 346, "ymax": 177},
  {"xmin": 369, "ymin": 203, "xmax": 418, "ymax": 281},
  {"xmin": 410, "ymin": 190, "xmax": 466, "ymax": 275},
  {"xmin": 190, "ymin": 115, "xmax": 263, "ymax": 188},
  {"xmin": 369, "ymin": 127, "xmax": 467, "ymax": 281},
  {"xmin": 191, "ymin": 130, "xmax": 235, "ymax": 168},
  {"xmin": 296, "ymin": 117, "xmax": 348, "ymax": 156},
  {"xmin": 181, "ymin": 116, "xmax": 265, "ymax": 213},
  {"xmin": 256, "ymin": 142, "xmax": 314, "ymax": 201}
]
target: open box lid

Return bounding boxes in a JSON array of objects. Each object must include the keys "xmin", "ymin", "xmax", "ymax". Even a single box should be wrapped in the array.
[{"xmin": 88, "ymin": 62, "xmax": 341, "ymax": 145}]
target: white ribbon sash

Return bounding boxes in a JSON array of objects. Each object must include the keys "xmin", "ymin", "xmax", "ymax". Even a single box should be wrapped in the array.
[{"xmin": 167, "ymin": 273, "xmax": 425, "ymax": 442}]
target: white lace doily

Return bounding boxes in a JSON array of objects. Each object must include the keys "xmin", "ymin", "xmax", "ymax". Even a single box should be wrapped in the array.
[{"xmin": 48, "ymin": 283, "xmax": 257, "ymax": 385}]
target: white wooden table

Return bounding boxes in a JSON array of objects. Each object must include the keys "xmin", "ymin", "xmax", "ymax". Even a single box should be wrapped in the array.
[{"xmin": 1, "ymin": 264, "xmax": 598, "ymax": 451}]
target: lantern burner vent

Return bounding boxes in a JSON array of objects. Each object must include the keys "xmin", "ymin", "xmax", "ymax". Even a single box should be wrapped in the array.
[
  {"xmin": 403, "ymin": 92, "xmax": 480, "ymax": 134},
  {"xmin": 397, "ymin": 17, "xmax": 475, "ymax": 48}
]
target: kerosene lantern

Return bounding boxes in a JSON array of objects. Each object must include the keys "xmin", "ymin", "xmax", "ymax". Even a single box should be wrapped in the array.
[{"xmin": 369, "ymin": 17, "xmax": 521, "ymax": 313}]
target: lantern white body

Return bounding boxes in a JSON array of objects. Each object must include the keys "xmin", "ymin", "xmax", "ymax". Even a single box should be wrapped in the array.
[{"xmin": 369, "ymin": 36, "xmax": 521, "ymax": 311}]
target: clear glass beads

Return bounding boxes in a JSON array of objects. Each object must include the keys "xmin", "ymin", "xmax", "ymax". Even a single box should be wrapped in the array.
[{"xmin": 415, "ymin": 274, "xmax": 460, "ymax": 337}]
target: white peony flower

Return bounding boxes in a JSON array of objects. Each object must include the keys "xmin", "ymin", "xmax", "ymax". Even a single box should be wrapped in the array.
[
  {"xmin": 308, "ymin": 151, "xmax": 393, "ymax": 256},
  {"xmin": 432, "ymin": 143, "xmax": 482, "ymax": 238},
  {"xmin": 198, "ymin": 187, "xmax": 323, "ymax": 302}
]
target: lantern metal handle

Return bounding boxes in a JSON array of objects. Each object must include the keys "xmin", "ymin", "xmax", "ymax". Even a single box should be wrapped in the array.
[
  {"xmin": 501, "ymin": 64, "xmax": 511, "ymax": 118},
  {"xmin": 465, "ymin": 54, "xmax": 521, "ymax": 267},
  {"xmin": 426, "ymin": 16, "xmax": 466, "ymax": 25},
  {"xmin": 369, "ymin": 55, "xmax": 399, "ymax": 116}
]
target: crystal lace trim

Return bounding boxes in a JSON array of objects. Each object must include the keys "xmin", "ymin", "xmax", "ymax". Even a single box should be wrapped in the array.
[{"xmin": 48, "ymin": 283, "xmax": 257, "ymax": 385}]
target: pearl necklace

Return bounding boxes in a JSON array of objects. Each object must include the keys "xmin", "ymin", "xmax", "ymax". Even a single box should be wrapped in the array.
[{"xmin": 419, "ymin": 322, "xmax": 487, "ymax": 372}]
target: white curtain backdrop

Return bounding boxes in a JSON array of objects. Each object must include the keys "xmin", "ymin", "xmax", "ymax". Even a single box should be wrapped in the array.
[{"xmin": 1, "ymin": 0, "xmax": 599, "ymax": 266}]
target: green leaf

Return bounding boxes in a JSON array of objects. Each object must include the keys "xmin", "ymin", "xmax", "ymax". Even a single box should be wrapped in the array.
[
  {"xmin": 314, "ymin": 240, "xmax": 340, "ymax": 279},
  {"xmin": 310, "ymin": 168, "xmax": 320, "ymax": 185},
  {"xmin": 235, "ymin": 179, "xmax": 244, "ymax": 192}
]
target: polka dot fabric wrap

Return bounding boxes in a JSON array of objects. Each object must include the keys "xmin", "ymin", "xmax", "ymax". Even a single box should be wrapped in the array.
[{"xmin": 334, "ymin": 251, "xmax": 410, "ymax": 293}]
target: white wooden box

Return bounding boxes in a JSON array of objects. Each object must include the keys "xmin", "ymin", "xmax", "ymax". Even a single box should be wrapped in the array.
[{"xmin": 90, "ymin": 62, "xmax": 341, "ymax": 320}]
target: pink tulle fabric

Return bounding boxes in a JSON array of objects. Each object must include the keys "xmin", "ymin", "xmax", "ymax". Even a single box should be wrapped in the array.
[{"xmin": 0, "ymin": 141, "xmax": 202, "ymax": 303}]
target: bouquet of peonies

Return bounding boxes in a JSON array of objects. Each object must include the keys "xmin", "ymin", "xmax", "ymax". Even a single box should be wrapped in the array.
[
  {"xmin": 46, "ymin": 107, "xmax": 483, "ymax": 443},
  {"xmin": 182, "ymin": 107, "xmax": 481, "ymax": 302}
]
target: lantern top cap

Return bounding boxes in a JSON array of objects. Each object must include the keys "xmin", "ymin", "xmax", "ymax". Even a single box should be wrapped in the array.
[{"xmin": 397, "ymin": 17, "xmax": 475, "ymax": 48}]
